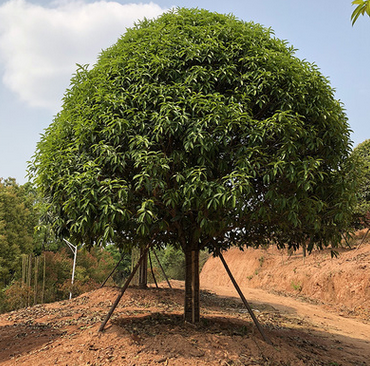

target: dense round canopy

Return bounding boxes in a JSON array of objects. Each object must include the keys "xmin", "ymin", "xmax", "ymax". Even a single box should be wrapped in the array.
[{"xmin": 31, "ymin": 8, "xmax": 355, "ymax": 251}]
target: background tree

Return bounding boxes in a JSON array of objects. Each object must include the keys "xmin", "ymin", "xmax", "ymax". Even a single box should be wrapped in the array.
[
  {"xmin": 0, "ymin": 178, "xmax": 35, "ymax": 286},
  {"xmin": 351, "ymin": 0, "xmax": 370, "ymax": 25},
  {"xmin": 0, "ymin": 178, "xmax": 132, "ymax": 313},
  {"xmin": 1, "ymin": 245, "xmax": 128, "ymax": 313},
  {"xmin": 351, "ymin": 139, "xmax": 370, "ymax": 227},
  {"xmin": 30, "ymin": 8, "xmax": 356, "ymax": 323}
]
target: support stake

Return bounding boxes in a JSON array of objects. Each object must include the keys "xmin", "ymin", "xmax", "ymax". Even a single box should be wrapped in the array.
[
  {"xmin": 356, "ymin": 227, "xmax": 370, "ymax": 251},
  {"xmin": 148, "ymin": 250, "xmax": 159, "ymax": 288},
  {"xmin": 217, "ymin": 250, "xmax": 272, "ymax": 345},
  {"xmin": 101, "ymin": 253, "xmax": 125, "ymax": 288},
  {"xmin": 99, "ymin": 243, "xmax": 152, "ymax": 332},
  {"xmin": 153, "ymin": 249, "xmax": 172, "ymax": 289}
]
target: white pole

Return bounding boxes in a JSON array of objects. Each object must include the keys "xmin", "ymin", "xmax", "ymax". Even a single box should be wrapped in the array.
[{"xmin": 63, "ymin": 239, "xmax": 78, "ymax": 300}]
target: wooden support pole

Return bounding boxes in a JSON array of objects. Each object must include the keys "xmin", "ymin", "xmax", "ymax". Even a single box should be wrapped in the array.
[
  {"xmin": 100, "ymin": 253, "xmax": 125, "ymax": 288},
  {"xmin": 217, "ymin": 250, "xmax": 272, "ymax": 345},
  {"xmin": 341, "ymin": 233, "xmax": 352, "ymax": 249},
  {"xmin": 148, "ymin": 250, "xmax": 159, "ymax": 289},
  {"xmin": 358, "ymin": 227, "xmax": 370, "ymax": 249},
  {"xmin": 153, "ymin": 249, "xmax": 172, "ymax": 289},
  {"xmin": 99, "ymin": 243, "xmax": 152, "ymax": 332}
]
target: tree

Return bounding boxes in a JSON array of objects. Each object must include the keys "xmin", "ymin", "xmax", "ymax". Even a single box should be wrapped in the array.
[
  {"xmin": 0, "ymin": 178, "xmax": 36, "ymax": 286},
  {"xmin": 351, "ymin": 0, "xmax": 370, "ymax": 25},
  {"xmin": 30, "ymin": 8, "xmax": 356, "ymax": 323},
  {"xmin": 351, "ymin": 139, "xmax": 370, "ymax": 227}
]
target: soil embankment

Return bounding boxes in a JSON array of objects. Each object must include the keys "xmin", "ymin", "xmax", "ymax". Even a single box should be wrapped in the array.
[
  {"xmin": 201, "ymin": 239, "xmax": 370, "ymax": 316},
  {"xmin": 200, "ymin": 234, "xmax": 370, "ymax": 364}
]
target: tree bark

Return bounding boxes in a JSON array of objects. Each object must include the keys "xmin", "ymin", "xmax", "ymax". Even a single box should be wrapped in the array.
[{"xmin": 184, "ymin": 244, "xmax": 200, "ymax": 323}]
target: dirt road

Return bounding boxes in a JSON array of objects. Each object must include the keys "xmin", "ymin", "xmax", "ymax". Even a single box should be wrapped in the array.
[
  {"xmin": 201, "ymin": 282, "xmax": 370, "ymax": 361},
  {"xmin": 199, "ymin": 242, "xmax": 370, "ymax": 365}
]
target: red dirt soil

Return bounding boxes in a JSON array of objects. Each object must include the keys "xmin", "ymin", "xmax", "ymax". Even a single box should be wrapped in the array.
[{"xmin": 1, "ymin": 232, "xmax": 369, "ymax": 365}]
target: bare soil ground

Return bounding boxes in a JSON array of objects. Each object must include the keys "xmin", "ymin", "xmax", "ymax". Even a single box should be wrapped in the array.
[{"xmin": 1, "ymin": 233, "xmax": 369, "ymax": 366}]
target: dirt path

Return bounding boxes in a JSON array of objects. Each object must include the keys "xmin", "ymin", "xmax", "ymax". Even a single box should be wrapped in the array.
[
  {"xmin": 200, "ymin": 282, "xmax": 370, "ymax": 360},
  {"xmin": 199, "ymin": 241, "xmax": 370, "ymax": 365}
]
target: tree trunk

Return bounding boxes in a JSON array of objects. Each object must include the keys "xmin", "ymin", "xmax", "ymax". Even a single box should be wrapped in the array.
[
  {"xmin": 41, "ymin": 253, "xmax": 46, "ymax": 304},
  {"xmin": 22, "ymin": 254, "xmax": 27, "ymax": 286},
  {"xmin": 302, "ymin": 244, "xmax": 307, "ymax": 258},
  {"xmin": 138, "ymin": 246, "xmax": 148, "ymax": 289},
  {"xmin": 131, "ymin": 247, "xmax": 140, "ymax": 286},
  {"xmin": 34, "ymin": 256, "xmax": 39, "ymax": 305},
  {"xmin": 184, "ymin": 244, "xmax": 200, "ymax": 323},
  {"xmin": 27, "ymin": 254, "xmax": 32, "ymax": 307},
  {"xmin": 131, "ymin": 247, "xmax": 148, "ymax": 288}
]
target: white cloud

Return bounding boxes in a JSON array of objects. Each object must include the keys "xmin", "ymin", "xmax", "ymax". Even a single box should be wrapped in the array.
[{"xmin": 0, "ymin": 0, "xmax": 167, "ymax": 112}]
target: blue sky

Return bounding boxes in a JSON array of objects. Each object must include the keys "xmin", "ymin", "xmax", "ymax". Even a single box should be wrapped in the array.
[{"xmin": 0, "ymin": 0, "xmax": 369, "ymax": 184}]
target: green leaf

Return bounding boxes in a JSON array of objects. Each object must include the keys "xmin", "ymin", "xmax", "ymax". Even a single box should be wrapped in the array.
[{"xmin": 351, "ymin": 0, "xmax": 370, "ymax": 24}]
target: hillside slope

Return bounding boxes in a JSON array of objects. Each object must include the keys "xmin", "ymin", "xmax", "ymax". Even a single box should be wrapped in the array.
[{"xmin": 201, "ymin": 233, "xmax": 370, "ymax": 318}]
